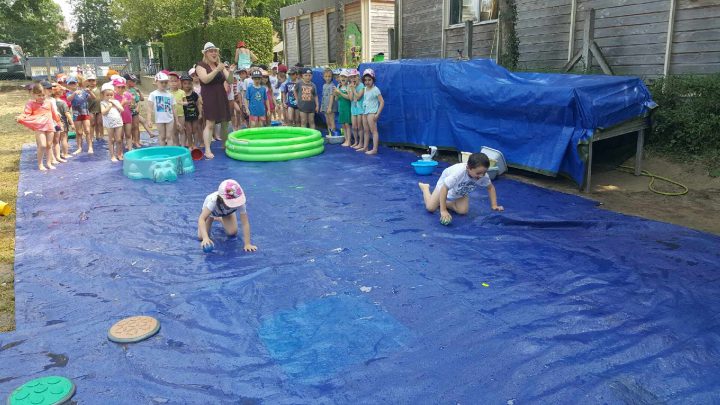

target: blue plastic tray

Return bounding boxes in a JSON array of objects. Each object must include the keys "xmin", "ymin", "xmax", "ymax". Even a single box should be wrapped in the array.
[{"xmin": 123, "ymin": 146, "xmax": 195, "ymax": 182}]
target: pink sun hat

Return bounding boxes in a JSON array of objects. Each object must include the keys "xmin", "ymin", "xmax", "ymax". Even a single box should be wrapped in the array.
[
  {"xmin": 218, "ymin": 179, "xmax": 246, "ymax": 208},
  {"xmin": 112, "ymin": 77, "xmax": 127, "ymax": 87}
]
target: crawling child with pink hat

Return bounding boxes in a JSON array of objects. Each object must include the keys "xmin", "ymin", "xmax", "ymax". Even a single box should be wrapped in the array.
[{"xmin": 198, "ymin": 179, "xmax": 257, "ymax": 252}]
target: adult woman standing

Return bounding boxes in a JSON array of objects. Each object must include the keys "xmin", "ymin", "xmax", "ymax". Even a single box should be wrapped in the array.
[
  {"xmin": 195, "ymin": 42, "xmax": 235, "ymax": 159},
  {"xmin": 234, "ymin": 41, "xmax": 257, "ymax": 70}
]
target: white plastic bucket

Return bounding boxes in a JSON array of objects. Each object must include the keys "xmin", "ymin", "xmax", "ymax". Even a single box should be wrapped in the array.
[{"xmin": 480, "ymin": 146, "xmax": 508, "ymax": 175}]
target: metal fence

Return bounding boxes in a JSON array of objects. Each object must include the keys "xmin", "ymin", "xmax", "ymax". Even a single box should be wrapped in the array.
[
  {"xmin": 25, "ymin": 56, "xmax": 131, "ymax": 81},
  {"xmin": 1, "ymin": 49, "xmax": 165, "ymax": 82}
]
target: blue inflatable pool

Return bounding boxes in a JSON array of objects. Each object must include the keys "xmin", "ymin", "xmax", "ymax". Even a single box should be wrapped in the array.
[{"xmin": 122, "ymin": 146, "xmax": 195, "ymax": 182}]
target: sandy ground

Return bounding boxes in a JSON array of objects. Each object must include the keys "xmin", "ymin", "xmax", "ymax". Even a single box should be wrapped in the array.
[
  {"xmin": 505, "ymin": 151, "xmax": 720, "ymax": 235},
  {"xmin": 0, "ymin": 82, "xmax": 718, "ymax": 333}
]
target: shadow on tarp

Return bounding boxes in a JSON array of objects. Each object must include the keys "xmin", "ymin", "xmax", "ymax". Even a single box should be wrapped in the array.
[{"xmin": 1, "ymin": 142, "xmax": 719, "ymax": 403}]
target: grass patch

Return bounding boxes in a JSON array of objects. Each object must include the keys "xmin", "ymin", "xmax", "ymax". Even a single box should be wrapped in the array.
[{"xmin": 0, "ymin": 85, "xmax": 33, "ymax": 332}]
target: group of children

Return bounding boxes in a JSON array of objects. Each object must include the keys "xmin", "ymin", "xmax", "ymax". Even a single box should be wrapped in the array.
[
  {"xmin": 17, "ymin": 73, "xmax": 156, "ymax": 168},
  {"xmin": 18, "ymin": 62, "xmax": 387, "ymax": 170},
  {"xmin": 273, "ymin": 66, "xmax": 385, "ymax": 155}
]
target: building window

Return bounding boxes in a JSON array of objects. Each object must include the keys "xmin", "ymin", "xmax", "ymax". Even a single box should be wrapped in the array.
[{"xmin": 448, "ymin": 0, "xmax": 498, "ymax": 26}]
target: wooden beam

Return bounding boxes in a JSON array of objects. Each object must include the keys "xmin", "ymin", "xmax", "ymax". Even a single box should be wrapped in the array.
[
  {"xmin": 567, "ymin": 0, "xmax": 577, "ymax": 61},
  {"xmin": 663, "ymin": 0, "xmax": 677, "ymax": 76},
  {"xmin": 464, "ymin": 20, "xmax": 474, "ymax": 59},
  {"xmin": 309, "ymin": 14, "xmax": 315, "ymax": 65},
  {"xmin": 582, "ymin": 8, "xmax": 594, "ymax": 73},
  {"xmin": 635, "ymin": 129, "xmax": 645, "ymax": 176},
  {"xmin": 389, "ymin": 28, "xmax": 396, "ymax": 60},
  {"xmin": 563, "ymin": 51, "xmax": 582, "ymax": 72},
  {"xmin": 441, "ymin": 0, "xmax": 447, "ymax": 58},
  {"xmin": 590, "ymin": 41, "xmax": 613, "ymax": 75},
  {"xmin": 397, "ymin": 0, "xmax": 403, "ymax": 58}
]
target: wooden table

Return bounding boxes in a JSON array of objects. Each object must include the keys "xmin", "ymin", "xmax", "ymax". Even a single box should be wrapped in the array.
[{"xmin": 583, "ymin": 113, "xmax": 652, "ymax": 192}]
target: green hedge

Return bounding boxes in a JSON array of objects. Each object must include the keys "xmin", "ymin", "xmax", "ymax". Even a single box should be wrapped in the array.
[
  {"xmin": 163, "ymin": 17, "xmax": 273, "ymax": 71},
  {"xmin": 648, "ymin": 74, "xmax": 720, "ymax": 157}
]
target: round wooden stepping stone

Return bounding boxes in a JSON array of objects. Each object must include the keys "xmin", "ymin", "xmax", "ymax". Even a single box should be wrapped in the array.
[
  {"xmin": 7, "ymin": 376, "xmax": 75, "ymax": 405},
  {"xmin": 107, "ymin": 315, "xmax": 160, "ymax": 343}
]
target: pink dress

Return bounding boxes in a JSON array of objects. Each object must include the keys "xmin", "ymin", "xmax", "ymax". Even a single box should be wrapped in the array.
[
  {"xmin": 17, "ymin": 99, "xmax": 59, "ymax": 132},
  {"xmin": 266, "ymin": 88, "xmax": 275, "ymax": 112},
  {"xmin": 115, "ymin": 91, "xmax": 133, "ymax": 124}
]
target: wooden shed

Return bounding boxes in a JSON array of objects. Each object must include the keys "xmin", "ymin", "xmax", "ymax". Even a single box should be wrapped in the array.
[
  {"xmin": 396, "ymin": 0, "xmax": 719, "ymax": 77},
  {"xmin": 280, "ymin": 0, "xmax": 395, "ymax": 66}
]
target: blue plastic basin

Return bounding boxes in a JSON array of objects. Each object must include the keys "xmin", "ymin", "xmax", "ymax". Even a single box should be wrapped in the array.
[
  {"xmin": 123, "ymin": 146, "xmax": 195, "ymax": 182},
  {"xmin": 411, "ymin": 160, "xmax": 438, "ymax": 175}
]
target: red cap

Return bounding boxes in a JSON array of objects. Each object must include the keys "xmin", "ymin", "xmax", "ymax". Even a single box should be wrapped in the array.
[
  {"xmin": 236, "ymin": 41, "xmax": 246, "ymax": 48},
  {"xmin": 167, "ymin": 71, "xmax": 180, "ymax": 78},
  {"xmin": 277, "ymin": 64, "xmax": 288, "ymax": 73}
]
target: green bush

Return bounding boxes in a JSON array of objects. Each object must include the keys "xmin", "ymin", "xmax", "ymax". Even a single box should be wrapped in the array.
[
  {"xmin": 163, "ymin": 17, "xmax": 273, "ymax": 71},
  {"xmin": 648, "ymin": 74, "xmax": 720, "ymax": 157}
]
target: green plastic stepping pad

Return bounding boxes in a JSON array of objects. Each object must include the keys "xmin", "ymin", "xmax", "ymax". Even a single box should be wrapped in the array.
[{"xmin": 7, "ymin": 376, "xmax": 75, "ymax": 405}]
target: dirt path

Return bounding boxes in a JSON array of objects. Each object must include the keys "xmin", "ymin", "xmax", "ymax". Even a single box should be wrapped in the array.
[
  {"xmin": 0, "ymin": 83, "xmax": 33, "ymax": 332},
  {"xmin": 506, "ymin": 152, "xmax": 720, "ymax": 235}
]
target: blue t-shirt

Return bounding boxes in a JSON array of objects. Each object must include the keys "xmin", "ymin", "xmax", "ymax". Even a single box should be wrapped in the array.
[
  {"xmin": 280, "ymin": 79, "xmax": 297, "ymax": 107},
  {"xmin": 69, "ymin": 90, "xmax": 90, "ymax": 116},
  {"xmin": 246, "ymin": 85, "xmax": 267, "ymax": 117},
  {"xmin": 351, "ymin": 83, "xmax": 365, "ymax": 115}
]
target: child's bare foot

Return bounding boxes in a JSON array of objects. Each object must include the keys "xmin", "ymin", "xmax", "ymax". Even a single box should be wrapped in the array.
[
  {"xmin": 39, "ymin": 165, "xmax": 47, "ymax": 171},
  {"xmin": 418, "ymin": 182, "xmax": 430, "ymax": 193},
  {"xmin": 365, "ymin": 149, "xmax": 378, "ymax": 155},
  {"xmin": 58, "ymin": 157, "xmax": 67, "ymax": 163},
  {"xmin": 205, "ymin": 151, "xmax": 215, "ymax": 159},
  {"xmin": 356, "ymin": 147, "xmax": 368, "ymax": 152},
  {"xmin": 72, "ymin": 149, "xmax": 82, "ymax": 155},
  {"xmin": 341, "ymin": 142, "xmax": 350, "ymax": 147},
  {"xmin": 88, "ymin": 148, "xmax": 94, "ymax": 154},
  {"xmin": 48, "ymin": 164, "xmax": 56, "ymax": 170},
  {"xmin": 118, "ymin": 154, "xmax": 124, "ymax": 161},
  {"xmin": 111, "ymin": 156, "xmax": 118, "ymax": 162}
]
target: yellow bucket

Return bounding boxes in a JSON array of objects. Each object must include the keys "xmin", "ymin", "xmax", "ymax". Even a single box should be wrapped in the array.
[{"xmin": 0, "ymin": 201, "xmax": 10, "ymax": 216}]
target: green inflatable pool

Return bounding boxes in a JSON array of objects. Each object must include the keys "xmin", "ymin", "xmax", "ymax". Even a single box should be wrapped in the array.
[{"xmin": 225, "ymin": 127, "xmax": 325, "ymax": 162}]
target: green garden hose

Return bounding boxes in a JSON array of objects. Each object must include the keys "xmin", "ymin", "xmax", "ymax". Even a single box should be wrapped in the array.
[{"xmin": 617, "ymin": 165, "xmax": 689, "ymax": 196}]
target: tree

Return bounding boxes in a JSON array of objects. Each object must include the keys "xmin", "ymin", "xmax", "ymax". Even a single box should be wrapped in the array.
[
  {"xmin": 113, "ymin": 0, "xmax": 204, "ymax": 42},
  {"xmin": 0, "ymin": 0, "xmax": 67, "ymax": 55},
  {"xmin": 64, "ymin": 0, "xmax": 125, "ymax": 56},
  {"xmin": 203, "ymin": 0, "xmax": 215, "ymax": 25},
  {"xmin": 244, "ymin": 0, "xmax": 302, "ymax": 33}
]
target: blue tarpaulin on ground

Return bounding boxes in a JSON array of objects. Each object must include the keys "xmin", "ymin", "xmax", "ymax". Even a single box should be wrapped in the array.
[
  {"xmin": 2, "ymin": 142, "xmax": 719, "ymax": 403},
  {"xmin": 358, "ymin": 59, "xmax": 656, "ymax": 185}
]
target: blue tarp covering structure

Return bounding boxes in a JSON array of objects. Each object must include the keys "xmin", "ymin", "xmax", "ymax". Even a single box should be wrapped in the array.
[
  {"xmin": 358, "ymin": 59, "xmax": 656, "ymax": 185},
  {"xmin": 2, "ymin": 143, "xmax": 719, "ymax": 403}
]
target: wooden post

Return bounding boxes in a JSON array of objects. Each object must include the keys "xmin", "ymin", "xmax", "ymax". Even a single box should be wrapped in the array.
[
  {"xmin": 635, "ymin": 129, "xmax": 645, "ymax": 176},
  {"xmin": 335, "ymin": 1, "xmax": 345, "ymax": 65},
  {"xmin": 388, "ymin": 28, "xmax": 396, "ymax": 60},
  {"xmin": 309, "ymin": 14, "xmax": 315, "ymax": 66},
  {"xmin": 567, "ymin": 0, "xmax": 577, "ymax": 61},
  {"xmin": 464, "ymin": 20, "xmax": 473, "ymax": 60},
  {"xmin": 663, "ymin": 0, "xmax": 677, "ymax": 76},
  {"xmin": 44, "ymin": 50, "xmax": 51, "ymax": 80},
  {"xmin": 584, "ymin": 140, "xmax": 593, "ymax": 193},
  {"xmin": 582, "ymin": 9, "xmax": 594, "ymax": 73}
]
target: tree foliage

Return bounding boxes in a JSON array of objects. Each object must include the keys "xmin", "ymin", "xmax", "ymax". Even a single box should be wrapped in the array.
[
  {"xmin": 0, "ymin": 0, "xmax": 67, "ymax": 55},
  {"xmin": 64, "ymin": 0, "xmax": 125, "ymax": 56},
  {"xmin": 113, "ymin": 0, "xmax": 204, "ymax": 42},
  {"xmin": 163, "ymin": 16, "xmax": 273, "ymax": 70},
  {"xmin": 113, "ymin": 0, "xmax": 302, "ymax": 42}
]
